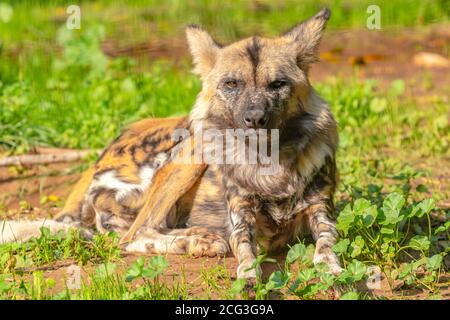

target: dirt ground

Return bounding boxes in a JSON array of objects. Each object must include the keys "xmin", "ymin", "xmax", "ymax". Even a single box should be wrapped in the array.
[{"xmin": 1, "ymin": 26, "xmax": 449, "ymax": 299}]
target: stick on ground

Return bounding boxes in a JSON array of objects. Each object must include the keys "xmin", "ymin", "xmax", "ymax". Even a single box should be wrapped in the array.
[{"xmin": 0, "ymin": 150, "xmax": 102, "ymax": 167}]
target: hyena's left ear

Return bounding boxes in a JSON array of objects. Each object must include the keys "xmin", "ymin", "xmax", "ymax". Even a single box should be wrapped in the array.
[
  {"xmin": 283, "ymin": 8, "xmax": 331, "ymax": 69},
  {"xmin": 185, "ymin": 25, "xmax": 221, "ymax": 79}
]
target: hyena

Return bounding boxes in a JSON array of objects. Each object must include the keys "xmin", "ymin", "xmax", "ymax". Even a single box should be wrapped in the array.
[{"xmin": 1, "ymin": 8, "xmax": 342, "ymax": 280}]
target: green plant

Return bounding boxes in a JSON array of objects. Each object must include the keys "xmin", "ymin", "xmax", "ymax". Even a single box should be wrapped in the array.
[{"xmin": 0, "ymin": 227, "xmax": 121, "ymax": 274}]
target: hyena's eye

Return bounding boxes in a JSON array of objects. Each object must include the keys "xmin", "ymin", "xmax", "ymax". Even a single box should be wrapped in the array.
[
  {"xmin": 224, "ymin": 79, "xmax": 239, "ymax": 90},
  {"xmin": 268, "ymin": 80, "xmax": 288, "ymax": 91}
]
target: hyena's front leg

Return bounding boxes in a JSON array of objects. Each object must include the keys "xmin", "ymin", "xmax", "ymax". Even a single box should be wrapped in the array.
[
  {"xmin": 227, "ymin": 191, "xmax": 260, "ymax": 280},
  {"xmin": 307, "ymin": 205, "xmax": 342, "ymax": 275},
  {"xmin": 303, "ymin": 157, "xmax": 342, "ymax": 275}
]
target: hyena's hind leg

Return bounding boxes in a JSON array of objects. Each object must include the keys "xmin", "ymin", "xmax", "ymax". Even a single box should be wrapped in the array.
[
  {"xmin": 125, "ymin": 226, "xmax": 230, "ymax": 258},
  {"xmin": 0, "ymin": 219, "xmax": 94, "ymax": 244},
  {"xmin": 54, "ymin": 167, "xmax": 96, "ymax": 228}
]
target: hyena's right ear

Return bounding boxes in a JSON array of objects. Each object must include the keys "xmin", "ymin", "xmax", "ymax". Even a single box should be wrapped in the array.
[{"xmin": 185, "ymin": 25, "xmax": 221, "ymax": 79}]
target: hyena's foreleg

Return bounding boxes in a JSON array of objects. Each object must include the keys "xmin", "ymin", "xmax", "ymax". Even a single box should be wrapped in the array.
[
  {"xmin": 303, "ymin": 159, "xmax": 342, "ymax": 275},
  {"xmin": 226, "ymin": 189, "xmax": 259, "ymax": 280},
  {"xmin": 306, "ymin": 204, "xmax": 342, "ymax": 275},
  {"xmin": 125, "ymin": 226, "xmax": 229, "ymax": 257}
]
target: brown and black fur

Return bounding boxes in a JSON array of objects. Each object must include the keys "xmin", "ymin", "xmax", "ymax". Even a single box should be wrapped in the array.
[{"xmin": 1, "ymin": 8, "xmax": 342, "ymax": 280}]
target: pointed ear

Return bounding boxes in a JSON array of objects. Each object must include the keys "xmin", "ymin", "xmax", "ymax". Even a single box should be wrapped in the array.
[
  {"xmin": 283, "ymin": 8, "xmax": 331, "ymax": 69},
  {"xmin": 185, "ymin": 25, "xmax": 221, "ymax": 79}
]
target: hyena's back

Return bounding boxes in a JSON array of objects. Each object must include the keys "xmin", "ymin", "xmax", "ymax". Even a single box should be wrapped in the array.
[{"xmin": 54, "ymin": 116, "xmax": 191, "ymax": 233}]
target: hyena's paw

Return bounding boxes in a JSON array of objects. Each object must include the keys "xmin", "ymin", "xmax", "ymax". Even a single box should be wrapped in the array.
[
  {"xmin": 313, "ymin": 248, "xmax": 343, "ymax": 276},
  {"xmin": 188, "ymin": 233, "xmax": 230, "ymax": 258},
  {"xmin": 125, "ymin": 238, "xmax": 154, "ymax": 254},
  {"xmin": 184, "ymin": 226, "xmax": 210, "ymax": 236},
  {"xmin": 236, "ymin": 260, "xmax": 261, "ymax": 280}
]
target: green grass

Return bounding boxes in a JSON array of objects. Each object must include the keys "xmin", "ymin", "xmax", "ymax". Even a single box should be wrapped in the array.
[
  {"xmin": 1, "ymin": 187, "xmax": 448, "ymax": 300},
  {"xmin": 0, "ymin": 23, "xmax": 200, "ymax": 152},
  {"xmin": 0, "ymin": 228, "xmax": 121, "ymax": 271},
  {"xmin": 0, "ymin": 254, "xmax": 190, "ymax": 300},
  {"xmin": 0, "ymin": 0, "xmax": 448, "ymax": 45},
  {"xmin": 0, "ymin": 0, "xmax": 448, "ymax": 300}
]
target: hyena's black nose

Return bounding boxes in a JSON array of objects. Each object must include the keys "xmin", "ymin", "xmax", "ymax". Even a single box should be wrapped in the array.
[{"xmin": 243, "ymin": 110, "xmax": 268, "ymax": 128}]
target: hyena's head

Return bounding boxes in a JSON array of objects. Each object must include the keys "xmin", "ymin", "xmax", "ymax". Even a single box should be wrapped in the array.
[{"xmin": 186, "ymin": 8, "xmax": 331, "ymax": 130}]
